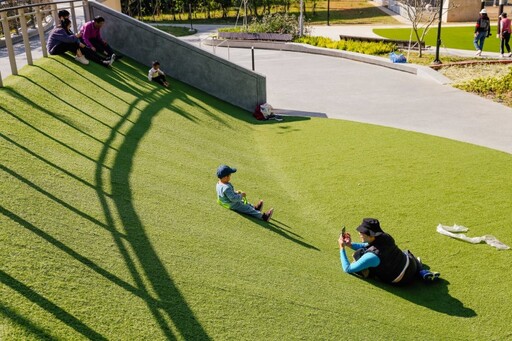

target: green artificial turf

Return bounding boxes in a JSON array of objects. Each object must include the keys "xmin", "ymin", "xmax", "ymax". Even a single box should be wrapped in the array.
[
  {"xmin": 1, "ymin": 56, "xmax": 512, "ymax": 340},
  {"xmin": 374, "ymin": 26, "xmax": 501, "ymax": 52},
  {"xmin": 154, "ymin": 25, "xmax": 197, "ymax": 37}
]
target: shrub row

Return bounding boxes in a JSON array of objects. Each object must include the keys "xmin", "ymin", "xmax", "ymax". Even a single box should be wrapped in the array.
[
  {"xmin": 455, "ymin": 68, "xmax": 512, "ymax": 95},
  {"xmin": 294, "ymin": 36, "xmax": 396, "ymax": 55}
]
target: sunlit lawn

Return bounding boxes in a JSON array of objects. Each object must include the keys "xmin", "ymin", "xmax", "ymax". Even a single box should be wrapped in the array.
[
  {"xmin": 1, "ymin": 55, "xmax": 511, "ymax": 340},
  {"xmin": 375, "ymin": 26, "xmax": 501, "ymax": 51}
]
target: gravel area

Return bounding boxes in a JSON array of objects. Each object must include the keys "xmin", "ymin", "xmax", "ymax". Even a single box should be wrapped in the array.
[{"xmin": 439, "ymin": 63, "xmax": 512, "ymax": 83}]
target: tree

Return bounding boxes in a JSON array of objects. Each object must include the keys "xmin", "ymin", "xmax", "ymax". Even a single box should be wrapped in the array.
[{"xmin": 395, "ymin": 0, "xmax": 457, "ymax": 57}]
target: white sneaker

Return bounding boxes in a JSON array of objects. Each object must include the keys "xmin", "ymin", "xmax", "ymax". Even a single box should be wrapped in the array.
[
  {"xmin": 500, "ymin": 53, "xmax": 504, "ymax": 58},
  {"xmin": 476, "ymin": 50, "xmax": 482, "ymax": 56},
  {"xmin": 102, "ymin": 58, "xmax": 114, "ymax": 67},
  {"xmin": 508, "ymin": 52, "xmax": 512, "ymax": 57},
  {"xmin": 75, "ymin": 55, "xmax": 89, "ymax": 65}
]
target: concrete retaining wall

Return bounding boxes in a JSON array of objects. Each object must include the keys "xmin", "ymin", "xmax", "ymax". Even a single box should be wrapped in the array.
[
  {"xmin": 89, "ymin": 2, "xmax": 266, "ymax": 112},
  {"xmin": 204, "ymin": 39, "xmax": 451, "ymax": 85}
]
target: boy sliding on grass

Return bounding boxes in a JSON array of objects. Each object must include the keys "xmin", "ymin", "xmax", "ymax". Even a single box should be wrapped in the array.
[
  {"xmin": 216, "ymin": 165, "xmax": 274, "ymax": 221},
  {"xmin": 338, "ymin": 218, "xmax": 440, "ymax": 285}
]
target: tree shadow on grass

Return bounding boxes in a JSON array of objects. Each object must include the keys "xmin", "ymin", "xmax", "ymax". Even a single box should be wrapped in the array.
[
  {"xmin": 0, "ymin": 303, "xmax": 56, "ymax": 340},
  {"xmin": 52, "ymin": 56, "xmax": 233, "ymax": 127},
  {"xmin": 360, "ymin": 277, "xmax": 477, "ymax": 317},
  {"xmin": 1, "ymin": 55, "xmax": 315, "ymax": 338},
  {"xmin": 94, "ymin": 86, "xmax": 211, "ymax": 339},
  {"xmin": 0, "ymin": 132, "xmax": 100, "ymax": 194},
  {"xmin": 49, "ymin": 55, "xmax": 311, "ymax": 129},
  {"xmin": 0, "ymin": 104, "xmax": 110, "ymax": 168},
  {"xmin": 2, "ymin": 63, "xmax": 211, "ymax": 338},
  {"xmin": 0, "ymin": 268, "xmax": 107, "ymax": 340}
]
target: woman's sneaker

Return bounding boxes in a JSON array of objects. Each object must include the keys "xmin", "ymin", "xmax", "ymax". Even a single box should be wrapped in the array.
[
  {"xmin": 75, "ymin": 55, "xmax": 89, "ymax": 65},
  {"xmin": 420, "ymin": 270, "xmax": 440, "ymax": 282},
  {"xmin": 102, "ymin": 57, "xmax": 115, "ymax": 67}
]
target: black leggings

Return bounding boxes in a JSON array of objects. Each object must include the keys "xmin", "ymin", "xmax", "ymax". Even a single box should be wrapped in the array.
[
  {"xmin": 501, "ymin": 32, "xmax": 511, "ymax": 54},
  {"xmin": 152, "ymin": 75, "xmax": 167, "ymax": 86},
  {"xmin": 85, "ymin": 37, "xmax": 114, "ymax": 57},
  {"xmin": 80, "ymin": 46, "xmax": 109, "ymax": 65}
]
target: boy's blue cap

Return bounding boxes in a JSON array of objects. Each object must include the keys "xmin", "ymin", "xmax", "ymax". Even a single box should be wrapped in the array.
[{"xmin": 217, "ymin": 165, "xmax": 237, "ymax": 178}]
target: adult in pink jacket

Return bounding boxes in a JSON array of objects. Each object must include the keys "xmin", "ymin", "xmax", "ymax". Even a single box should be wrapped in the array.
[
  {"xmin": 498, "ymin": 12, "xmax": 512, "ymax": 57},
  {"xmin": 79, "ymin": 16, "xmax": 115, "ymax": 60}
]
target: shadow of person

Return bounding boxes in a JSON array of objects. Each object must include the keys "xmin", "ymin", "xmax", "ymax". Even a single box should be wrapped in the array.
[
  {"xmin": 237, "ymin": 214, "xmax": 320, "ymax": 251},
  {"xmin": 359, "ymin": 277, "xmax": 477, "ymax": 318}
]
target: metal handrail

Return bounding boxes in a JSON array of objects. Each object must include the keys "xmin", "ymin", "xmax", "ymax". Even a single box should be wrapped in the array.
[
  {"xmin": 0, "ymin": 0, "xmax": 90, "ymax": 86},
  {"xmin": 0, "ymin": 0, "xmax": 84, "ymax": 13}
]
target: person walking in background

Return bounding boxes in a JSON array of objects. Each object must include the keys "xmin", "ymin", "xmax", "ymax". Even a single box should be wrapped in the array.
[
  {"xmin": 148, "ymin": 61, "xmax": 169, "ymax": 87},
  {"xmin": 474, "ymin": 9, "xmax": 491, "ymax": 56},
  {"xmin": 498, "ymin": 12, "xmax": 512, "ymax": 57}
]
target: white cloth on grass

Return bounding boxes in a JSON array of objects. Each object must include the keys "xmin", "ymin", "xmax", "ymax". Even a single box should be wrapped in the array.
[{"xmin": 437, "ymin": 224, "xmax": 510, "ymax": 250}]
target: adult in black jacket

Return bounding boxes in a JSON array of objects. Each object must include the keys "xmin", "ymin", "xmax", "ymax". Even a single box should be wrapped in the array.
[
  {"xmin": 474, "ymin": 8, "xmax": 491, "ymax": 56},
  {"xmin": 338, "ymin": 218, "xmax": 440, "ymax": 285}
]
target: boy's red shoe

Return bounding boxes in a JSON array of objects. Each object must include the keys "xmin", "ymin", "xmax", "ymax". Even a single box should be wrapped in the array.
[
  {"xmin": 254, "ymin": 200, "xmax": 264, "ymax": 211},
  {"xmin": 262, "ymin": 208, "xmax": 274, "ymax": 222}
]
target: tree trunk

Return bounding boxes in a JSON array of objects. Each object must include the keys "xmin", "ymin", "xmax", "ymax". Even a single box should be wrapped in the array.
[{"xmin": 413, "ymin": 29, "xmax": 422, "ymax": 57}]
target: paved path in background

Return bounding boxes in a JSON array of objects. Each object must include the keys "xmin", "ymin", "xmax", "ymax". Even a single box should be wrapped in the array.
[{"xmin": 2, "ymin": 22, "xmax": 512, "ymax": 154}]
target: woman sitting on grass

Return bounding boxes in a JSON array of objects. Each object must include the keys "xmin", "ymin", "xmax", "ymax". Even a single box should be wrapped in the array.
[
  {"xmin": 338, "ymin": 218, "xmax": 440, "ymax": 285},
  {"xmin": 47, "ymin": 19, "xmax": 114, "ymax": 68},
  {"xmin": 47, "ymin": 19, "xmax": 89, "ymax": 65}
]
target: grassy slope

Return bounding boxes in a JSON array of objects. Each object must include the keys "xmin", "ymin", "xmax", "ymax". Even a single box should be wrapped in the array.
[
  {"xmin": 1, "ymin": 56, "xmax": 511, "ymax": 340},
  {"xmin": 374, "ymin": 26, "xmax": 501, "ymax": 52}
]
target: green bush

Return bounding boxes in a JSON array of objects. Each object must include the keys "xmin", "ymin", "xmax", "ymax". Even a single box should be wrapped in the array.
[
  {"xmin": 294, "ymin": 36, "xmax": 396, "ymax": 55},
  {"xmin": 218, "ymin": 13, "xmax": 307, "ymax": 38},
  {"xmin": 455, "ymin": 68, "xmax": 512, "ymax": 95}
]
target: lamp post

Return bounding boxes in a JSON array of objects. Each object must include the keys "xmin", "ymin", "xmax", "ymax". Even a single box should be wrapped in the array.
[
  {"xmin": 299, "ymin": 0, "xmax": 304, "ymax": 36},
  {"xmin": 189, "ymin": 3, "xmax": 194, "ymax": 32},
  {"xmin": 327, "ymin": 0, "xmax": 330, "ymax": 26},
  {"xmin": 433, "ymin": 0, "xmax": 444, "ymax": 64}
]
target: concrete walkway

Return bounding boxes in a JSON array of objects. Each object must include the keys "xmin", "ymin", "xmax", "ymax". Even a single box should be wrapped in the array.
[{"xmin": 2, "ymin": 22, "xmax": 512, "ymax": 154}]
